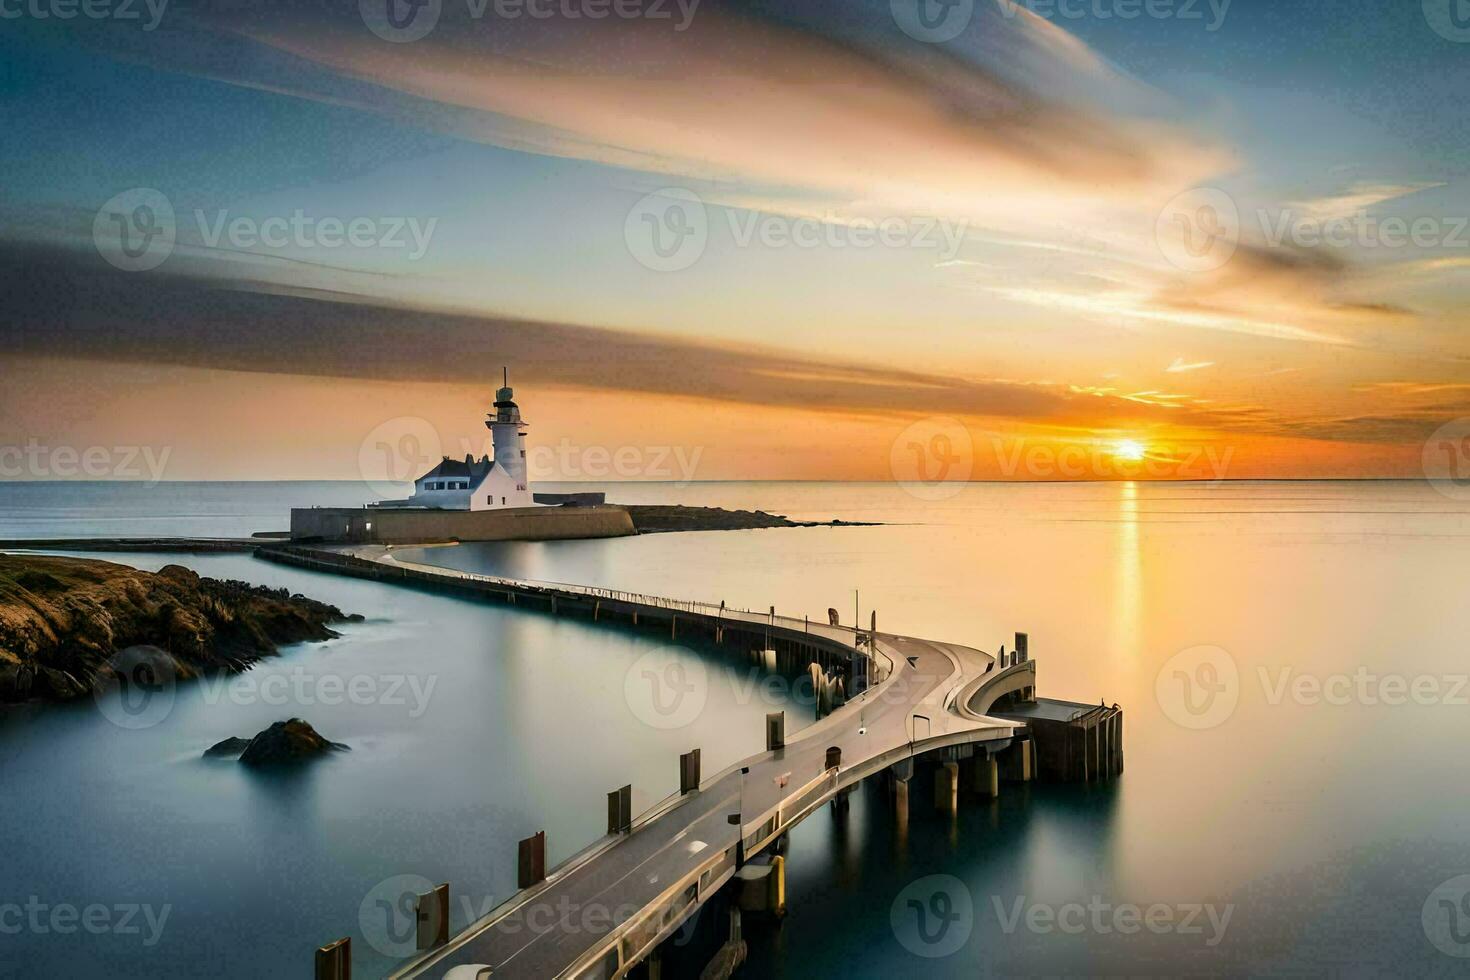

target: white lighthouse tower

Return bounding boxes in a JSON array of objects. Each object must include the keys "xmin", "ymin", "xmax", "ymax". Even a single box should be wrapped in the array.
[{"xmin": 462, "ymin": 368, "xmax": 532, "ymax": 510}]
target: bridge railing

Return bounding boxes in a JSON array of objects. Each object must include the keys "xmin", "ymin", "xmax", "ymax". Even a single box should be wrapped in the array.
[{"xmin": 375, "ymin": 551, "xmax": 894, "ymax": 682}]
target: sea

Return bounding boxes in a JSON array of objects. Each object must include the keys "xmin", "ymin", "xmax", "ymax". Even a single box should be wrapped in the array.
[{"xmin": 1, "ymin": 479, "xmax": 1468, "ymax": 978}]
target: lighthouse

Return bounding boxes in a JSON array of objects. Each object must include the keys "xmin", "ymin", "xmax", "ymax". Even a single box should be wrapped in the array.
[{"xmin": 485, "ymin": 368, "xmax": 531, "ymax": 505}]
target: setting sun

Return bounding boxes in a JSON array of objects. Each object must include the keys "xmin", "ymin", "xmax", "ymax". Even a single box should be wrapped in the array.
[{"xmin": 1114, "ymin": 439, "xmax": 1147, "ymax": 462}]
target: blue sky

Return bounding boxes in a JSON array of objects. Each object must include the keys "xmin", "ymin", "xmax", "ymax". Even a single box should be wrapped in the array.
[{"xmin": 2, "ymin": 0, "xmax": 1468, "ymax": 479}]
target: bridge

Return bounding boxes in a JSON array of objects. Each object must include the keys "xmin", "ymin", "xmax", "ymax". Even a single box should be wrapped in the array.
[{"xmin": 256, "ymin": 545, "xmax": 1116, "ymax": 980}]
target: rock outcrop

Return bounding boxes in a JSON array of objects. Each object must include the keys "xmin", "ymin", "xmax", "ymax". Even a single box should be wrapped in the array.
[
  {"xmin": 0, "ymin": 553, "xmax": 360, "ymax": 704},
  {"xmin": 235, "ymin": 719, "xmax": 348, "ymax": 766}
]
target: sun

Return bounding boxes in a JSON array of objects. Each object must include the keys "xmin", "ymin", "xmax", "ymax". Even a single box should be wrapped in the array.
[{"xmin": 1113, "ymin": 439, "xmax": 1147, "ymax": 462}]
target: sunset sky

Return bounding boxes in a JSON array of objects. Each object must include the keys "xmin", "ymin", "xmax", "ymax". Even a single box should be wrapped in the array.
[{"xmin": 2, "ymin": 0, "xmax": 1468, "ymax": 481}]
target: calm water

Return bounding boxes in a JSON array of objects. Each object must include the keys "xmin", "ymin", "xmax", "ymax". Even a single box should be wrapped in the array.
[{"xmin": 3, "ymin": 480, "xmax": 1470, "ymax": 977}]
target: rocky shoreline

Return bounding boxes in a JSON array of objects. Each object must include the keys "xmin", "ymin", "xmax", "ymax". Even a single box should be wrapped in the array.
[
  {"xmin": 622, "ymin": 505, "xmax": 879, "ymax": 533},
  {"xmin": 0, "ymin": 553, "xmax": 359, "ymax": 705}
]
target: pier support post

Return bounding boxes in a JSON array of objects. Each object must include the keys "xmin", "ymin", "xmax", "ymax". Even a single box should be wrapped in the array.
[
  {"xmin": 1001, "ymin": 740, "xmax": 1034, "ymax": 783},
  {"xmin": 934, "ymin": 761, "xmax": 959, "ymax": 814},
  {"xmin": 608, "ymin": 784, "xmax": 632, "ymax": 835},
  {"xmin": 769, "ymin": 855, "xmax": 787, "ymax": 917},
  {"xmin": 518, "ymin": 831, "xmax": 546, "ymax": 889},
  {"xmin": 315, "ymin": 938, "xmax": 350, "ymax": 980},
  {"xmin": 680, "ymin": 749, "xmax": 701, "ymax": 795},
  {"xmin": 971, "ymin": 755, "xmax": 999, "ymax": 798},
  {"xmin": 766, "ymin": 712, "xmax": 785, "ymax": 752},
  {"xmin": 415, "ymin": 882, "xmax": 449, "ymax": 950},
  {"xmin": 893, "ymin": 776, "xmax": 909, "ymax": 826}
]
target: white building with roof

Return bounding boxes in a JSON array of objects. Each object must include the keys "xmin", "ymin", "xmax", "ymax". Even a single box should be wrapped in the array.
[{"xmin": 378, "ymin": 372, "xmax": 533, "ymax": 511}]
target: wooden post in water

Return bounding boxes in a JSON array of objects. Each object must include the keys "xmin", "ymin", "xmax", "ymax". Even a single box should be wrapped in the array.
[
  {"xmin": 518, "ymin": 831, "xmax": 546, "ymax": 889},
  {"xmin": 607, "ymin": 784, "xmax": 632, "ymax": 834},
  {"xmin": 415, "ymin": 883, "xmax": 449, "ymax": 951},
  {"xmin": 680, "ymin": 749, "xmax": 701, "ymax": 794},
  {"xmin": 315, "ymin": 938, "xmax": 350, "ymax": 980}
]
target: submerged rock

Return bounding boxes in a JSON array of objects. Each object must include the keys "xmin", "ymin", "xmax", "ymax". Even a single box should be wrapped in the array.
[{"xmin": 237, "ymin": 719, "xmax": 348, "ymax": 766}]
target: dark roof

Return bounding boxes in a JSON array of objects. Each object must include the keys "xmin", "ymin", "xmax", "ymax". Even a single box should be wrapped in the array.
[{"xmin": 417, "ymin": 457, "xmax": 495, "ymax": 482}]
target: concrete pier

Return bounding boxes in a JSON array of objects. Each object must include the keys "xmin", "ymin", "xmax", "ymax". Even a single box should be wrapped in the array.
[
  {"xmin": 934, "ymin": 761, "xmax": 960, "ymax": 813},
  {"xmin": 265, "ymin": 543, "xmax": 1117, "ymax": 980}
]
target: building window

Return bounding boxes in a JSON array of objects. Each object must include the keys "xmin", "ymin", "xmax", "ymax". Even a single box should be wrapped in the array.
[
  {"xmin": 501, "ymin": 497, "xmax": 506, "ymax": 505},
  {"xmin": 487, "ymin": 495, "xmax": 493, "ymax": 505}
]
